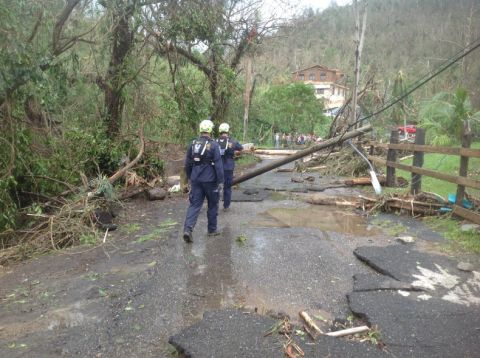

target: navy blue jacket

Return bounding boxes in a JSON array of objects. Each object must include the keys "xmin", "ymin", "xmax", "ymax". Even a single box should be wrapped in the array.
[
  {"xmin": 185, "ymin": 135, "xmax": 224, "ymax": 184},
  {"xmin": 217, "ymin": 135, "xmax": 243, "ymax": 171}
]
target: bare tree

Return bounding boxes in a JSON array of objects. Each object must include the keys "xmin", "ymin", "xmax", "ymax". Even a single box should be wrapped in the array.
[{"xmin": 350, "ymin": 0, "xmax": 368, "ymax": 127}]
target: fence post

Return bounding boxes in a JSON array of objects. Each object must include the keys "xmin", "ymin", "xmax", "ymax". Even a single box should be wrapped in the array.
[
  {"xmin": 411, "ymin": 128, "xmax": 426, "ymax": 195},
  {"xmin": 386, "ymin": 130, "xmax": 399, "ymax": 187},
  {"xmin": 456, "ymin": 120, "xmax": 472, "ymax": 207}
]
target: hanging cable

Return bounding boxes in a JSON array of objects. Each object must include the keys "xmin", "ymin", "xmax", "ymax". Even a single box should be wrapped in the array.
[{"xmin": 347, "ymin": 36, "xmax": 480, "ymax": 129}]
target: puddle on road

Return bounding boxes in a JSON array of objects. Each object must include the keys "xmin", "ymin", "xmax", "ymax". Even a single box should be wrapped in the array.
[{"xmin": 252, "ymin": 206, "xmax": 379, "ymax": 236}]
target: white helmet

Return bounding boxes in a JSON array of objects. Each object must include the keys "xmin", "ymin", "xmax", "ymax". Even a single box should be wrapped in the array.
[
  {"xmin": 219, "ymin": 123, "xmax": 230, "ymax": 133},
  {"xmin": 199, "ymin": 119, "xmax": 214, "ymax": 133}
]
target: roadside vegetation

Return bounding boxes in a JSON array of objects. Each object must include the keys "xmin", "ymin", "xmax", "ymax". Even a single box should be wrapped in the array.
[{"xmin": 423, "ymin": 216, "xmax": 480, "ymax": 254}]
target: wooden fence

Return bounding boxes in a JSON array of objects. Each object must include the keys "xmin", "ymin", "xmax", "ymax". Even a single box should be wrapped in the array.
[{"xmin": 367, "ymin": 121, "xmax": 480, "ymax": 224}]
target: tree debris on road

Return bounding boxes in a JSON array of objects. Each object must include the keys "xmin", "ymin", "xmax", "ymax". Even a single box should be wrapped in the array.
[
  {"xmin": 303, "ymin": 191, "xmax": 452, "ymax": 218},
  {"xmin": 299, "ymin": 311, "xmax": 324, "ymax": 336}
]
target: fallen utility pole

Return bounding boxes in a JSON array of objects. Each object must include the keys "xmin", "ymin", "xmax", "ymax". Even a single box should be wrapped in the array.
[{"xmin": 233, "ymin": 125, "xmax": 372, "ymax": 186}]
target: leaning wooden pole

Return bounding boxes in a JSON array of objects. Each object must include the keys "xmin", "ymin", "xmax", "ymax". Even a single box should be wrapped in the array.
[{"xmin": 232, "ymin": 125, "xmax": 372, "ymax": 185}]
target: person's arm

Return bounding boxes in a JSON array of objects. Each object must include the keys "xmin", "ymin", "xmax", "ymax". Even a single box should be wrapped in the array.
[
  {"xmin": 233, "ymin": 140, "xmax": 243, "ymax": 157},
  {"xmin": 213, "ymin": 143, "xmax": 224, "ymax": 184},
  {"xmin": 184, "ymin": 144, "xmax": 193, "ymax": 180},
  {"xmin": 234, "ymin": 140, "xmax": 243, "ymax": 151}
]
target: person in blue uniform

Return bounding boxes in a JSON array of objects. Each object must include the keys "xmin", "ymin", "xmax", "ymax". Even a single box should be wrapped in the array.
[
  {"xmin": 217, "ymin": 123, "xmax": 243, "ymax": 211},
  {"xmin": 183, "ymin": 119, "xmax": 224, "ymax": 243}
]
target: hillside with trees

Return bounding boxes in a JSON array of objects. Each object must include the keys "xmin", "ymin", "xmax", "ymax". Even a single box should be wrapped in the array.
[{"xmin": 256, "ymin": 0, "xmax": 480, "ymax": 107}]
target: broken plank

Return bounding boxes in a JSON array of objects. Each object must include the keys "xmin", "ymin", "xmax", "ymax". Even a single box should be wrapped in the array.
[
  {"xmin": 342, "ymin": 176, "xmax": 386, "ymax": 186},
  {"xmin": 453, "ymin": 205, "xmax": 480, "ymax": 225}
]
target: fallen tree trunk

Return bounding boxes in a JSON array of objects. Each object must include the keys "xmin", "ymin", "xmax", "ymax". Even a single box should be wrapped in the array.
[
  {"xmin": 255, "ymin": 149, "xmax": 298, "ymax": 155},
  {"xmin": 233, "ymin": 125, "xmax": 372, "ymax": 186}
]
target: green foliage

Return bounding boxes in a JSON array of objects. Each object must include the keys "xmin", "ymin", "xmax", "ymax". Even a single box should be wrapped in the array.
[
  {"xmin": 424, "ymin": 216, "xmax": 480, "ymax": 254},
  {"xmin": 236, "ymin": 233, "xmax": 248, "ymax": 246},
  {"xmin": 251, "ymin": 82, "xmax": 327, "ymax": 142},
  {"xmin": 135, "ymin": 219, "xmax": 177, "ymax": 243},
  {"xmin": 419, "ymin": 89, "xmax": 480, "ymax": 145},
  {"xmin": 90, "ymin": 175, "xmax": 115, "ymax": 200},
  {"xmin": 0, "ymin": 176, "xmax": 18, "ymax": 231},
  {"xmin": 396, "ymin": 144, "xmax": 480, "ymax": 198},
  {"xmin": 79, "ymin": 233, "xmax": 97, "ymax": 246}
]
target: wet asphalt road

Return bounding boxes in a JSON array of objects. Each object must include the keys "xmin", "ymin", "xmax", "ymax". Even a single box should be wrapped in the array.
[{"xmin": 0, "ymin": 155, "xmax": 479, "ymax": 357}]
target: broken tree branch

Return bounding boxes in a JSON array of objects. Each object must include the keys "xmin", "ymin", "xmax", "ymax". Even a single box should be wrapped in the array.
[
  {"xmin": 108, "ymin": 129, "xmax": 145, "ymax": 184},
  {"xmin": 299, "ymin": 311, "xmax": 323, "ymax": 336},
  {"xmin": 325, "ymin": 325, "xmax": 370, "ymax": 337}
]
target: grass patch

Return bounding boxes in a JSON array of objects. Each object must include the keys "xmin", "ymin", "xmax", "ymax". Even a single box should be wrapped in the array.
[
  {"xmin": 123, "ymin": 223, "xmax": 141, "ymax": 234},
  {"xmin": 136, "ymin": 229, "xmax": 164, "ymax": 243},
  {"xmin": 235, "ymin": 153, "xmax": 261, "ymax": 168},
  {"xmin": 423, "ymin": 216, "xmax": 480, "ymax": 254},
  {"xmin": 371, "ymin": 218, "xmax": 407, "ymax": 236},
  {"xmin": 135, "ymin": 219, "xmax": 177, "ymax": 243},
  {"xmin": 396, "ymin": 142, "xmax": 480, "ymax": 198},
  {"xmin": 269, "ymin": 191, "xmax": 288, "ymax": 201},
  {"xmin": 79, "ymin": 233, "xmax": 97, "ymax": 245}
]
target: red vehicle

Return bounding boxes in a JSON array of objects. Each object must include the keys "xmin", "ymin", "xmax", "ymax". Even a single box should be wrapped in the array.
[
  {"xmin": 398, "ymin": 125, "xmax": 416, "ymax": 135},
  {"xmin": 398, "ymin": 125, "xmax": 416, "ymax": 141}
]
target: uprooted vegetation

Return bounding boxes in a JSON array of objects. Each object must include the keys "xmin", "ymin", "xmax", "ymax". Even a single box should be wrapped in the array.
[
  {"xmin": 0, "ymin": 172, "xmax": 131, "ymax": 265},
  {"xmin": 0, "ymin": 130, "xmax": 175, "ymax": 265},
  {"xmin": 301, "ymin": 146, "xmax": 372, "ymax": 177}
]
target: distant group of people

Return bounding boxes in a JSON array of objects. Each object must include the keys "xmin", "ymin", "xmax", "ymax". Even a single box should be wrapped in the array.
[{"xmin": 274, "ymin": 132, "xmax": 321, "ymax": 148}]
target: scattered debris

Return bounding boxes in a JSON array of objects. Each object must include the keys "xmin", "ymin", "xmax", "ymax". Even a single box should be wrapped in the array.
[
  {"xmin": 325, "ymin": 325, "xmax": 370, "ymax": 337},
  {"xmin": 457, "ymin": 262, "xmax": 474, "ymax": 272},
  {"xmin": 236, "ymin": 234, "xmax": 248, "ymax": 246},
  {"xmin": 147, "ymin": 187, "xmax": 167, "ymax": 201},
  {"xmin": 460, "ymin": 224, "xmax": 480, "ymax": 233},
  {"xmin": 166, "ymin": 175, "xmax": 180, "ymax": 186},
  {"xmin": 341, "ymin": 176, "xmax": 386, "ymax": 186},
  {"xmin": 306, "ymin": 165, "xmax": 327, "ymax": 172},
  {"xmin": 242, "ymin": 143, "xmax": 255, "ymax": 151},
  {"xmin": 284, "ymin": 339, "xmax": 305, "ymax": 358},
  {"xmin": 291, "ymin": 177, "xmax": 304, "ymax": 183},
  {"xmin": 303, "ymin": 192, "xmax": 452, "ymax": 218},
  {"xmin": 255, "ymin": 149, "xmax": 298, "ymax": 155},
  {"xmin": 168, "ymin": 184, "xmax": 181, "ymax": 193},
  {"xmin": 299, "ymin": 311, "xmax": 323, "ymax": 336},
  {"xmin": 396, "ymin": 236, "xmax": 415, "ymax": 244}
]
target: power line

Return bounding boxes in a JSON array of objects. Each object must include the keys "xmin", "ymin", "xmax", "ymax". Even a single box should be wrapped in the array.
[
  {"xmin": 312, "ymin": 37, "xmax": 480, "ymax": 172},
  {"xmin": 347, "ymin": 36, "xmax": 480, "ymax": 129}
]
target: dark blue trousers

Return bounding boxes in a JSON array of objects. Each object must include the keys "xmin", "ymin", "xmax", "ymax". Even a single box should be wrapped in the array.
[
  {"xmin": 223, "ymin": 170, "xmax": 234, "ymax": 209},
  {"xmin": 183, "ymin": 181, "xmax": 219, "ymax": 234}
]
